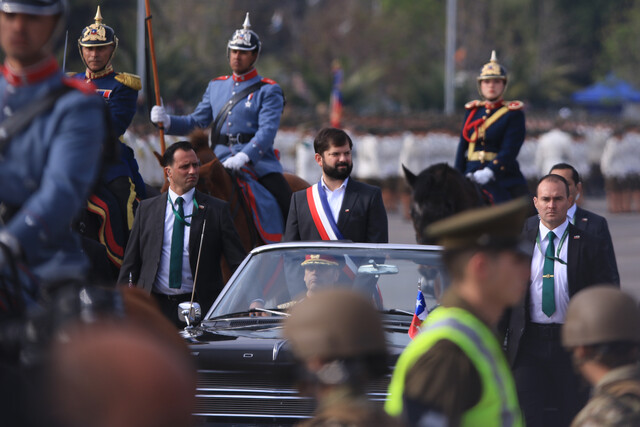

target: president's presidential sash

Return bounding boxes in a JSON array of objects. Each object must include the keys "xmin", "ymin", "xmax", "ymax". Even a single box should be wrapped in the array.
[{"xmin": 306, "ymin": 182, "xmax": 344, "ymax": 240}]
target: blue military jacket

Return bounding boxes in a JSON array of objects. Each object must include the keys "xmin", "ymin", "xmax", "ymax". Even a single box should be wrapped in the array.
[
  {"xmin": 168, "ymin": 68, "xmax": 285, "ymax": 177},
  {"xmin": 71, "ymin": 66, "xmax": 146, "ymax": 199},
  {"xmin": 0, "ymin": 57, "xmax": 105, "ymax": 282},
  {"xmin": 455, "ymin": 99, "xmax": 527, "ymax": 202}
]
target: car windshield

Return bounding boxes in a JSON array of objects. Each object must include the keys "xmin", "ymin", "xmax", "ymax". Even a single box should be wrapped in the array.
[{"xmin": 208, "ymin": 245, "xmax": 448, "ymax": 319}]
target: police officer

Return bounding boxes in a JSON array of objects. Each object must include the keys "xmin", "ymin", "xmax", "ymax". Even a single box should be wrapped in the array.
[
  {"xmin": 386, "ymin": 197, "xmax": 531, "ymax": 426},
  {"xmin": 0, "ymin": 0, "xmax": 106, "ymax": 299},
  {"xmin": 151, "ymin": 13, "xmax": 291, "ymax": 221},
  {"xmin": 455, "ymin": 51, "xmax": 528, "ymax": 203},
  {"xmin": 562, "ymin": 286, "xmax": 640, "ymax": 427},
  {"xmin": 72, "ymin": 6, "xmax": 147, "ymax": 276},
  {"xmin": 284, "ymin": 288, "xmax": 402, "ymax": 427}
]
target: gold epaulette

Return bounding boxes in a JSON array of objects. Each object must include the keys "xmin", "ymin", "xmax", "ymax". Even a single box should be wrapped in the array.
[
  {"xmin": 277, "ymin": 300, "xmax": 298, "ymax": 310},
  {"xmin": 65, "ymin": 71, "xmax": 79, "ymax": 78},
  {"xmin": 465, "ymin": 100, "xmax": 482, "ymax": 109},
  {"xmin": 115, "ymin": 72, "xmax": 142, "ymax": 91},
  {"xmin": 506, "ymin": 100, "xmax": 524, "ymax": 110}
]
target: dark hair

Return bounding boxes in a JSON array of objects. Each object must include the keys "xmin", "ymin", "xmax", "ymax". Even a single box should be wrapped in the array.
[
  {"xmin": 162, "ymin": 141, "xmax": 194, "ymax": 167},
  {"xmin": 550, "ymin": 163, "xmax": 581, "ymax": 184},
  {"xmin": 313, "ymin": 127, "xmax": 353, "ymax": 155},
  {"xmin": 536, "ymin": 174, "xmax": 570, "ymax": 198}
]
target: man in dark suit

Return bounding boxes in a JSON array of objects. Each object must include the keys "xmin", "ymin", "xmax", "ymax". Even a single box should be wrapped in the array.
[
  {"xmin": 504, "ymin": 174, "xmax": 620, "ymax": 427},
  {"xmin": 284, "ymin": 127, "xmax": 388, "ymax": 243},
  {"xmin": 550, "ymin": 162, "xmax": 619, "ymax": 284},
  {"xmin": 118, "ymin": 141, "xmax": 246, "ymax": 327}
]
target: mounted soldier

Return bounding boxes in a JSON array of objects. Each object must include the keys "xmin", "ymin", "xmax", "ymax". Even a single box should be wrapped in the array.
[
  {"xmin": 455, "ymin": 51, "xmax": 529, "ymax": 204},
  {"xmin": 151, "ymin": 13, "xmax": 292, "ymax": 223},
  {"xmin": 71, "ymin": 6, "xmax": 148, "ymax": 279}
]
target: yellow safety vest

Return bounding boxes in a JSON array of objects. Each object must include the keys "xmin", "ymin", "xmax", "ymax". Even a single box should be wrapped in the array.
[{"xmin": 385, "ymin": 306, "xmax": 523, "ymax": 427}]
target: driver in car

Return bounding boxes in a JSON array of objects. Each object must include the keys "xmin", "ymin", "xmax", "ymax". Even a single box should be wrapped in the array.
[{"xmin": 278, "ymin": 254, "xmax": 341, "ymax": 309}]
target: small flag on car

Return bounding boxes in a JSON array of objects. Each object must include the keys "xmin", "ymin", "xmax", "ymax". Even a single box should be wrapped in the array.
[{"xmin": 408, "ymin": 290, "xmax": 427, "ymax": 339}]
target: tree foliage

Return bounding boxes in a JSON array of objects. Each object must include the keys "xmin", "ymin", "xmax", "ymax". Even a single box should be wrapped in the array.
[{"xmin": 57, "ymin": 0, "xmax": 640, "ymax": 116}]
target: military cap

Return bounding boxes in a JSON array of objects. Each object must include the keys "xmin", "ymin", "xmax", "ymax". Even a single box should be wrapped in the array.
[
  {"xmin": 425, "ymin": 197, "xmax": 530, "ymax": 254},
  {"xmin": 300, "ymin": 254, "xmax": 339, "ymax": 267}
]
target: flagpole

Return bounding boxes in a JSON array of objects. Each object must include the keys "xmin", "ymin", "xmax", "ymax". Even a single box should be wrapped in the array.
[{"xmin": 143, "ymin": 0, "xmax": 166, "ymax": 154}]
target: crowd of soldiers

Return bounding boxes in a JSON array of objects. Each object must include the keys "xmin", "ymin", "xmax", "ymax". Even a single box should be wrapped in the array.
[{"xmin": 1, "ymin": 1, "xmax": 639, "ymax": 426}]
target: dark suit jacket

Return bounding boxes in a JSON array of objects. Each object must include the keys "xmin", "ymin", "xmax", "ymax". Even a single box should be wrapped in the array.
[
  {"xmin": 573, "ymin": 205, "xmax": 619, "ymax": 284},
  {"xmin": 283, "ymin": 178, "xmax": 388, "ymax": 243},
  {"xmin": 504, "ymin": 216, "xmax": 620, "ymax": 365},
  {"xmin": 117, "ymin": 190, "xmax": 246, "ymax": 312}
]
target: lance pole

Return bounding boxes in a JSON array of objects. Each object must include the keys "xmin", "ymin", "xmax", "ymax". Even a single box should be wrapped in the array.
[{"xmin": 144, "ymin": 0, "xmax": 166, "ymax": 154}]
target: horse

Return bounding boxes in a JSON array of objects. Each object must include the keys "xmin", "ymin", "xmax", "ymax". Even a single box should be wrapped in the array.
[
  {"xmin": 402, "ymin": 163, "xmax": 486, "ymax": 245},
  {"xmin": 160, "ymin": 130, "xmax": 310, "ymax": 252}
]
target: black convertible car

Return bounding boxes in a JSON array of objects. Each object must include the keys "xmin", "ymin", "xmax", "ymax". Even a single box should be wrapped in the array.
[{"xmin": 181, "ymin": 241, "xmax": 447, "ymax": 426}]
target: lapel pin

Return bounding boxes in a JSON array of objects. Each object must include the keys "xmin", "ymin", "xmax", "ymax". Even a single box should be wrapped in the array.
[
  {"xmin": 345, "ymin": 209, "xmax": 350, "ymax": 213},
  {"xmin": 582, "ymin": 218, "xmax": 588, "ymax": 222},
  {"xmin": 573, "ymin": 235, "xmax": 580, "ymax": 239}
]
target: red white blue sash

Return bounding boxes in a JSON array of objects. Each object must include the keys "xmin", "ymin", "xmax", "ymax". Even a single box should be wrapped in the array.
[{"xmin": 306, "ymin": 182, "xmax": 344, "ymax": 240}]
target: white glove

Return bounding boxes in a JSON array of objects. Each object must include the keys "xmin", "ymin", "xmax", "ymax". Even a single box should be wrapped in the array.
[
  {"xmin": 222, "ymin": 152, "xmax": 250, "ymax": 171},
  {"xmin": 150, "ymin": 105, "xmax": 171, "ymax": 129},
  {"xmin": 472, "ymin": 168, "xmax": 495, "ymax": 185}
]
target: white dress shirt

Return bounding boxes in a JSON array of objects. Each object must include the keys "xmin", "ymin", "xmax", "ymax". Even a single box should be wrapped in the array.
[
  {"xmin": 529, "ymin": 218, "xmax": 570, "ymax": 324},
  {"xmin": 321, "ymin": 177, "xmax": 349, "ymax": 223},
  {"xmin": 567, "ymin": 203, "xmax": 577, "ymax": 224},
  {"xmin": 153, "ymin": 187, "xmax": 196, "ymax": 295}
]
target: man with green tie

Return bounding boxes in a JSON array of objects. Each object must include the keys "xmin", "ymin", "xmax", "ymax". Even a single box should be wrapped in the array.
[
  {"xmin": 504, "ymin": 174, "xmax": 620, "ymax": 427},
  {"xmin": 118, "ymin": 141, "xmax": 246, "ymax": 327}
]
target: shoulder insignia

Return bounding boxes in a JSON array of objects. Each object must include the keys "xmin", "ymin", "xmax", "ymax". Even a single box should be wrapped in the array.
[
  {"xmin": 261, "ymin": 77, "xmax": 277, "ymax": 85},
  {"xmin": 213, "ymin": 75, "xmax": 231, "ymax": 81},
  {"xmin": 465, "ymin": 100, "xmax": 482, "ymax": 109},
  {"xmin": 114, "ymin": 72, "xmax": 142, "ymax": 91},
  {"xmin": 62, "ymin": 77, "xmax": 96, "ymax": 95},
  {"xmin": 507, "ymin": 100, "xmax": 524, "ymax": 110},
  {"xmin": 65, "ymin": 71, "xmax": 79, "ymax": 78}
]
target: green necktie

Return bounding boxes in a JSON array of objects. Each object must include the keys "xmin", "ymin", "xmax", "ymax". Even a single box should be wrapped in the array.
[
  {"xmin": 169, "ymin": 197, "xmax": 184, "ymax": 289},
  {"xmin": 542, "ymin": 231, "xmax": 556, "ymax": 317}
]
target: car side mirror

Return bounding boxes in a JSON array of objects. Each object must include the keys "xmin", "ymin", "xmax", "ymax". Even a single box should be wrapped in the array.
[{"xmin": 178, "ymin": 301, "xmax": 202, "ymax": 327}]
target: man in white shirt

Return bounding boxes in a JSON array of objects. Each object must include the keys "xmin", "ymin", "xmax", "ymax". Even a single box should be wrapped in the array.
[
  {"xmin": 549, "ymin": 163, "xmax": 619, "ymax": 284},
  {"xmin": 118, "ymin": 141, "xmax": 246, "ymax": 327},
  {"xmin": 284, "ymin": 127, "xmax": 388, "ymax": 243},
  {"xmin": 504, "ymin": 174, "xmax": 620, "ymax": 427}
]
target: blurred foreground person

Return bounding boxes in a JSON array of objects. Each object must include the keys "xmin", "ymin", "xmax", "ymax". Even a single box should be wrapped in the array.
[
  {"xmin": 47, "ymin": 319, "xmax": 197, "ymax": 427},
  {"xmin": 386, "ymin": 197, "xmax": 531, "ymax": 426},
  {"xmin": 0, "ymin": 0, "xmax": 105, "ymax": 302},
  {"xmin": 284, "ymin": 288, "xmax": 402, "ymax": 426},
  {"xmin": 563, "ymin": 286, "xmax": 640, "ymax": 427}
]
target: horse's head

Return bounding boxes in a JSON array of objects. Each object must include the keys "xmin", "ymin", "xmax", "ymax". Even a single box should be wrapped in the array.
[{"xmin": 403, "ymin": 163, "xmax": 484, "ymax": 245}]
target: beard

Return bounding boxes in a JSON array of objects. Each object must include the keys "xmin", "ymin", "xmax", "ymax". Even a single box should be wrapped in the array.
[{"xmin": 323, "ymin": 161, "xmax": 352, "ymax": 180}]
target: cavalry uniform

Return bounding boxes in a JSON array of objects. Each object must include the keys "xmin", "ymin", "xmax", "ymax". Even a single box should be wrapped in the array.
[
  {"xmin": 455, "ymin": 51, "xmax": 528, "ymax": 204},
  {"xmin": 455, "ymin": 99, "xmax": 527, "ymax": 203},
  {"xmin": 73, "ymin": 7, "xmax": 146, "ymax": 272},
  {"xmin": 167, "ymin": 69, "xmax": 285, "ymax": 178},
  {"xmin": 0, "ymin": 57, "xmax": 106, "ymax": 284}
]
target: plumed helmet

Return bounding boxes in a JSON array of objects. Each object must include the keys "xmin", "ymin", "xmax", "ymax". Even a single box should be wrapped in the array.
[
  {"xmin": 562, "ymin": 286, "xmax": 640, "ymax": 348},
  {"xmin": 477, "ymin": 50, "xmax": 507, "ymax": 82},
  {"xmin": 0, "ymin": 0, "xmax": 65, "ymax": 15},
  {"xmin": 78, "ymin": 6, "xmax": 118, "ymax": 48},
  {"xmin": 283, "ymin": 288, "xmax": 387, "ymax": 361},
  {"xmin": 227, "ymin": 12, "xmax": 261, "ymax": 54}
]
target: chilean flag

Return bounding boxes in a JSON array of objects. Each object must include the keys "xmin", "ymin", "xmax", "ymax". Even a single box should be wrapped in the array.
[
  {"xmin": 408, "ymin": 290, "xmax": 427, "ymax": 339},
  {"xmin": 330, "ymin": 62, "xmax": 343, "ymax": 128}
]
